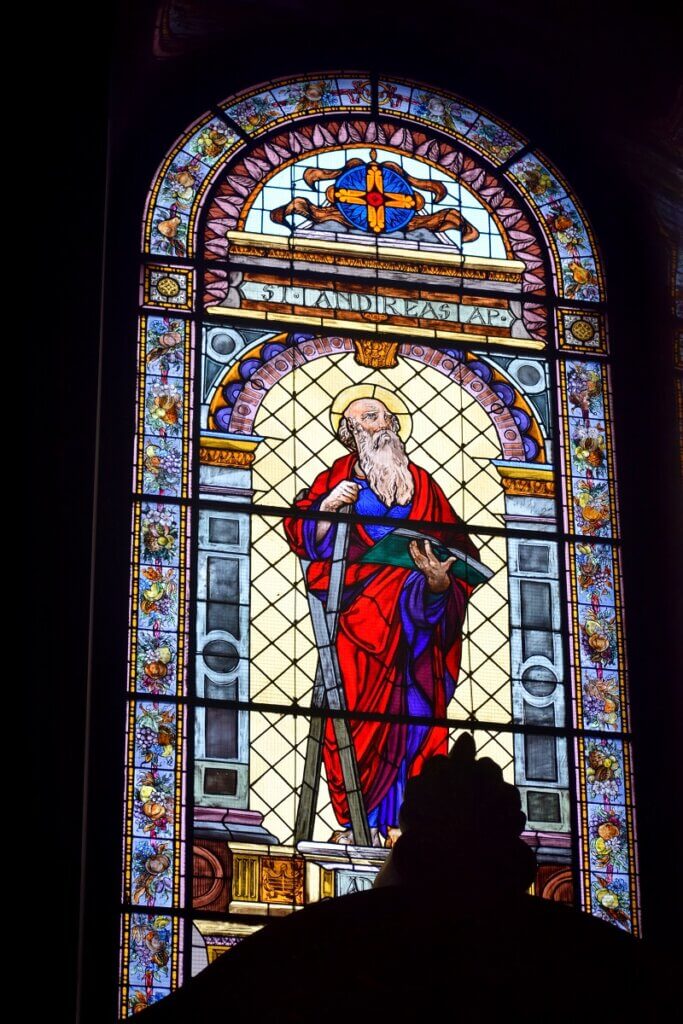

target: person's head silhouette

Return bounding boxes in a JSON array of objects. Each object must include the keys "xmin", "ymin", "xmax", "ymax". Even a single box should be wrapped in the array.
[{"xmin": 375, "ymin": 733, "xmax": 537, "ymax": 898}]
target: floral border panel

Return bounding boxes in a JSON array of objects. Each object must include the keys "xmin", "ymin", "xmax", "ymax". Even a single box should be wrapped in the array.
[
  {"xmin": 584, "ymin": 736, "xmax": 627, "ymax": 806},
  {"xmin": 560, "ymin": 256, "xmax": 600, "ymax": 303},
  {"xmin": 271, "ymin": 76, "xmax": 373, "ymax": 117},
  {"xmin": 566, "ymin": 541, "xmax": 628, "ymax": 731},
  {"xmin": 121, "ymin": 701, "xmax": 186, "ymax": 1015},
  {"xmin": 135, "ymin": 316, "xmax": 194, "ymax": 499},
  {"xmin": 508, "ymin": 154, "xmax": 603, "ymax": 301},
  {"xmin": 119, "ymin": 912, "xmax": 183, "ymax": 1017},
  {"xmin": 408, "ymin": 84, "xmax": 481, "ymax": 139},
  {"xmin": 541, "ymin": 195, "xmax": 594, "ymax": 261},
  {"xmin": 123, "ymin": 489, "xmax": 190, "ymax": 1011},
  {"xmin": 129, "ymin": 838, "xmax": 176, "ymax": 908},
  {"xmin": 558, "ymin": 359, "xmax": 618, "ymax": 538},
  {"xmin": 123, "ymin": 699, "xmax": 185, "ymax": 908},
  {"xmin": 568, "ymin": 539, "xmax": 639, "ymax": 933},
  {"xmin": 221, "ymin": 74, "xmax": 372, "ymax": 137},
  {"xmin": 144, "ymin": 114, "xmax": 241, "ymax": 257},
  {"xmin": 589, "ymin": 872, "xmax": 637, "ymax": 931},
  {"xmin": 576, "ymin": 735, "xmax": 639, "ymax": 933},
  {"xmin": 378, "ymin": 77, "xmax": 526, "ymax": 165},
  {"xmin": 377, "ymin": 78, "xmax": 411, "ymax": 113},
  {"xmin": 128, "ymin": 501, "xmax": 190, "ymax": 696},
  {"xmin": 580, "ymin": 666, "xmax": 623, "ymax": 732},
  {"xmin": 133, "ymin": 629, "xmax": 182, "ymax": 697}
]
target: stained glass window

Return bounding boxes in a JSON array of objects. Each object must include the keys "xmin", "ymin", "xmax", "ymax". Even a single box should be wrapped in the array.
[{"xmin": 120, "ymin": 73, "xmax": 639, "ymax": 1015}]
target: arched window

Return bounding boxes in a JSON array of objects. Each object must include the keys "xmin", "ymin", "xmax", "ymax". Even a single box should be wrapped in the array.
[{"xmin": 119, "ymin": 74, "xmax": 638, "ymax": 1015}]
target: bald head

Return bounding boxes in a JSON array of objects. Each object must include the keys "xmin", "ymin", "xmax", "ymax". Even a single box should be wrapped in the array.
[
  {"xmin": 338, "ymin": 396, "xmax": 413, "ymax": 507},
  {"xmin": 338, "ymin": 398, "xmax": 400, "ymax": 450}
]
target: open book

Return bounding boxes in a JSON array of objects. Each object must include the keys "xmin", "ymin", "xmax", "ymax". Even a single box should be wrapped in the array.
[{"xmin": 358, "ymin": 527, "xmax": 494, "ymax": 588}]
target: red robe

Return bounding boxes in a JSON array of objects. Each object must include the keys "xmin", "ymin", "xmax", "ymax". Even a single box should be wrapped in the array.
[{"xmin": 284, "ymin": 452, "xmax": 478, "ymax": 832}]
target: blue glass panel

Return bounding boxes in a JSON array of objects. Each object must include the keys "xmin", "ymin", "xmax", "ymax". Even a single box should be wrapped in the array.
[
  {"xmin": 132, "ymin": 768, "xmax": 176, "ymax": 840},
  {"xmin": 571, "ymin": 478, "xmax": 613, "ymax": 538},
  {"xmin": 584, "ymin": 737, "xmax": 626, "ymax": 805},
  {"xmin": 589, "ymin": 803, "xmax": 630, "ymax": 873},
  {"xmin": 574, "ymin": 544, "xmax": 616, "ymax": 607},
  {"xmin": 225, "ymin": 89, "xmax": 282, "ymax": 134},
  {"xmin": 127, "ymin": 913, "xmax": 174, "ymax": 986},
  {"xmin": 144, "ymin": 377, "xmax": 185, "ymax": 439},
  {"xmin": 581, "ymin": 669, "xmax": 623, "ymax": 731},
  {"xmin": 578, "ymin": 601, "xmax": 619, "ymax": 669},
  {"xmin": 561, "ymin": 256, "xmax": 600, "ymax": 301},
  {"xmin": 140, "ymin": 504, "xmax": 182, "ymax": 567},
  {"xmin": 130, "ymin": 838, "xmax": 175, "ymax": 907},
  {"xmin": 134, "ymin": 630, "xmax": 179, "ymax": 696},
  {"xmin": 590, "ymin": 872, "xmax": 633, "ymax": 931},
  {"xmin": 151, "ymin": 205, "xmax": 190, "ymax": 259},
  {"xmin": 145, "ymin": 317, "xmax": 187, "ymax": 378},
  {"xmin": 133, "ymin": 701, "xmax": 178, "ymax": 770},
  {"xmin": 508, "ymin": 155, "xmax": 565, "ymax": 204},
  {"xmin": 142, "ymin": 435, "xmax": 183, "ymax": 496}
]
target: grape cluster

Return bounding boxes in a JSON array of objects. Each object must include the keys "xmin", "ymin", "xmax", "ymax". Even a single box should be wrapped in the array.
[
  {"xmin": 583, "ymin": 694, "xmax": 609, "ymax": 727},
  {"xmin": 161, "ymin": 448, "xmax": 181, "ymax": 482},
  {"xmin": 137, "ymin": 725, "xmax": 157, "ymax": 749}
]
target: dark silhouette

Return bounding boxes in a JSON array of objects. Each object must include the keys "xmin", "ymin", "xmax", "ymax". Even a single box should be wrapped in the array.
[{"xmin": 140, "ymin": 735, "xmax": 664, "ymax": 1021}]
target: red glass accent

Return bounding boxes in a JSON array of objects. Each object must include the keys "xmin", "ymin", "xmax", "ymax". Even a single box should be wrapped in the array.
[{"xmin": 365, "ymin": 190, "xmax": 384, "ymax": 208}]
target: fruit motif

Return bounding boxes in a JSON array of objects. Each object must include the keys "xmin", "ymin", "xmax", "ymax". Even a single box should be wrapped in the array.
[
  {"xmin": 597, "ymin": 821, "xmax": 620, "ymax": 841},
  {"xmin": 142, "ymin": 800, "xmax": 166, "ymax": 820},
  {"xmin": 156, "ymin": 203, "xmax": 186, "ymax": 257},
  {"xmin": 144, "ymin": 660, "xmax": 168, "ymax": 680},
  {"xmin": 197, "ymin": 126, "xmax": 230, "ymax": 158}
]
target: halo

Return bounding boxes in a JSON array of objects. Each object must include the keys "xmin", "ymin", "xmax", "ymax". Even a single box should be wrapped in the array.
[{"xmin": 330, "ymin": 384, "xmax": 413, "ymax": 441}]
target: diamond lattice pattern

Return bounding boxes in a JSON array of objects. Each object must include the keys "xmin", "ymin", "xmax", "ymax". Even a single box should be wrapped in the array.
[
  {"xmin": 249, "ymin": 712, "xmax": 514, "ymax": 845},
  {"xmin": 248, "ymin": 353, "xmax": 512, "ymax": 840}
]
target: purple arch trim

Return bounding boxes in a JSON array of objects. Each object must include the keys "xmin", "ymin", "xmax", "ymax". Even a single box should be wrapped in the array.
[{"xmin": 225, "ymin": 338, "xmax": 526, "ymax": 461}]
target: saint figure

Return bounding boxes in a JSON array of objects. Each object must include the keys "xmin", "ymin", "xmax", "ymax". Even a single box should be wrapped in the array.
[{"xmin": 284, "ymin": 385, "xmax": 479, "ymax": 842}]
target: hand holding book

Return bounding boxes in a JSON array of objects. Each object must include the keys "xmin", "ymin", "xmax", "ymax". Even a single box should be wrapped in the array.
[
  {"xmin": 408, "ymin": 538, "xmax": 456, "ymax": 593},
  {"xmin": 358, "ymin": 527, "xmax": 493, "ymax": 588}
]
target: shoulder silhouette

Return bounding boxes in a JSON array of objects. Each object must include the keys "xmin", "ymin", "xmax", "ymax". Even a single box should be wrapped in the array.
[{"xmin": 138, "ymin": 735, "xmax": 662, "ymax": 1022}]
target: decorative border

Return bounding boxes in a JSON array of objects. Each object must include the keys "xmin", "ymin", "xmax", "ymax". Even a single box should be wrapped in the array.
[
  {"xmin": 203, "ymin": 119, "xmax": 547, "ymax": 295},
  {"xmin": 143, "ymin": 265, "xmax": 195, "ymax": 311},
  {"xmin": 377, "ymin": 76, "xmax": 526, "ymax": 165},
  {"xmin": 508, "ymin": 153, "xmax": 604, "ymax": 301},
  {"xmin": 119, "ymin": 77, "xmax": 639, "ymax": 1015},
  {"xmin": 122, "ymin": 501, "xmax": 190, "ymax": 1012},
  {"xmin": 221, "ymin": 73, "xmax": 373, "ymax": 135},
  {"xmin": 557, "ymin": 308, "xmax": 608, "ymax": 354},
  {"xmin": 119, "ymin": 912, "xmax": 183, "ymax": 1017},
  {"xmin": 142, "ymin": 73, "xmax": 603, "ymax": 306},
  {"xmin": 575, "ymin": 734, "xmax": 639, "ymax": 932},
  {"xmin": 567, "ymin": 542, "xmax": 628, "ymax": 733},
  {"xmin": 143, "ymin": 112, "xmax": 241, "ymax": 257},
  {"xmin": 563, "ymin": 484, "xmax": 638, "ymax": 929},
  {"xmin": 558, "ymin": 359, "xmax": 619, "ymax": 539},
  {"xmin": 127, "ymin": 501, "xmax": 190, "ymax": 698},
  {"xmin": 134, "ymin": 316, "xmax": 194, "ymax": 499},
  {"xmin": 206, "ymin": 332, "xmax": 546, "ymax": 463}
]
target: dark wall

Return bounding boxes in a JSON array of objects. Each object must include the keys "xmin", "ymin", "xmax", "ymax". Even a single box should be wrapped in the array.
[{"xmin": 48, "ymin": 3, "xmax": 681, "ymax": 1020}]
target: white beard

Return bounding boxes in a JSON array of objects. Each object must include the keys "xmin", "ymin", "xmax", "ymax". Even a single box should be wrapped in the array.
[{"xmin": 354, "ymin": 427, "xmax": 414, "ymax": 507}]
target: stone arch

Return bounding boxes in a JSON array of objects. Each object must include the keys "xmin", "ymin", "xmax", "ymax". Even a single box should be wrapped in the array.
[{"xmin": 207, "ymin": 336, "xmax": 548, "ymax": 463}]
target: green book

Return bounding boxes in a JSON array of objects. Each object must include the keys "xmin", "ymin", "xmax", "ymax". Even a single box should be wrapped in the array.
[{"xmin": 358, "ymin": 527, "xmax": 494, "ymax": 588}]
